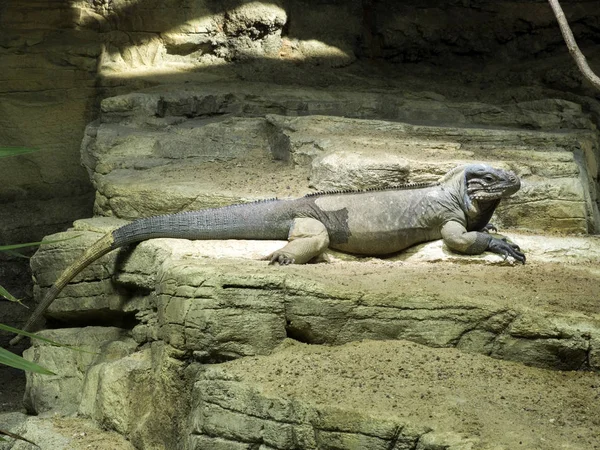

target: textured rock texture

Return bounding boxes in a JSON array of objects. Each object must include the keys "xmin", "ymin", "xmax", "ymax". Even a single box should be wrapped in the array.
[
  {"xmin": 14, "ymin": 81, "xmax": 600, "ymax": 445},
  {"xmin": 84, "ymin": 85, "xmax": 600, "ymax": 233},
  {"xmin": 15, "ymin": 328, "xmax": 600, "ymax": 449},
  {"xmin": 187, "ymin": 340, "xmax": 600, "ymax": 450},
  {"xmin": 30, "ymin": 219, "xmax": 600, "ymax": 373},
  {"xmin": 13, "ymin": 208, "xmax": 600, "ymax": 448},
  {"xmin": 4, "ymin": 1, "xmax": 600, "ymax": 448},
  {"xmin": 0, "ymin": 412, "xmax": 135, "ymax": 450},
  {"xmin": 2, "ymin": 0, "xmax": 600, "ymax": 245},
  {"xmin": 0, "ymin": 1, "xmax": 99, "ymax": 244}
]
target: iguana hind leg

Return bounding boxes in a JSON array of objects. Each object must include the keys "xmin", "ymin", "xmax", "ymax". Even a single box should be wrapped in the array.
[{"xmin": 267, "ymin": 217, "xmax": 330, "ymax": 265}]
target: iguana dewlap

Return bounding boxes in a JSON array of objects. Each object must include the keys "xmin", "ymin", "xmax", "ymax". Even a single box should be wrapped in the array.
[{"xmin": 10, "ymin": 164, "xmax": 524, "ymax": 345}]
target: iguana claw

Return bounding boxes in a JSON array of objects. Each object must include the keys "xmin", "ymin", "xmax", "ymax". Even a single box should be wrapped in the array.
[
  {"xmin": 480, "ymin": 223, "xmax": 498, "ymax": 233},
  {"xmin": 487, "ymin": 237, "xmax": 526, "ymax": 264},
  {"xmin": 267, "ymin": 252, "xmax": 295, "ymax": 265}
]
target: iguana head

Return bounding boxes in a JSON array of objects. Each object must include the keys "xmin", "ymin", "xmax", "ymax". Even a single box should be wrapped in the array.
[{"xmin": 464, "ymin": 164, "xmax": 520, "ymax": 202}]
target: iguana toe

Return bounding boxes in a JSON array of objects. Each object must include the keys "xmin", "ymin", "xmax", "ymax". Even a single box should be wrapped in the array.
[
  {"xmin": 480, "ymin": 223, "xmax": 498, "ymax": 233},
  {"xmin": 268, "ymin": 252, "xmax": 295, "ymax": 265},
  {"xmin": 488, "ymin": 237, "xmax": 526, "ymax": 264}
]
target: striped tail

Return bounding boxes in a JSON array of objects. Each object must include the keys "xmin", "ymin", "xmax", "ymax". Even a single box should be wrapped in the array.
[{"xmin": 9, "ymin": 233, "xmax": 116, "ymax": 345}]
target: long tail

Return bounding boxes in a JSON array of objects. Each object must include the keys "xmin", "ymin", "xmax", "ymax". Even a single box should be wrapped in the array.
[
  {"xmin": 9, "ymin": 233, "xmax": 116, "ymax": 345},
  {"xmin": 10, "ymin": 202, "xmax": 292, "ymax": 345}
]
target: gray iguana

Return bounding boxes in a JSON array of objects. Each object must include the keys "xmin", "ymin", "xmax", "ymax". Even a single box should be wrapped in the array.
[{"xmin": 10, "ymin": 164, "xmax": 524, "ymax": 345}]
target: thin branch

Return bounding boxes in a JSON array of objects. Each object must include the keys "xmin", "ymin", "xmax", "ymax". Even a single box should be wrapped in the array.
[{"xmin": 548, "ymin": 0, "xmax": 600, "ymax": 90}]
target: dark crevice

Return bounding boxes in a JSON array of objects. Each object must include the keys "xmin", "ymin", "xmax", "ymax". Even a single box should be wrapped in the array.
[
  {"xmin": 192, "ymin": 350, "xmax": 243, "ymax": 364},
  {"xmin": 285, "ymin": 319, "xmax": 323, "ymax": 345},
  {"xmin": 221, "ymin": 283, "xmax": 262, "ymax": 290},
  {"xmin": 164, "ymin": 41, "xmax": 216, "ymax": 57},
  {"xmin": 45, "ymin": 310, "xmax": 138, "ymax": 330}
]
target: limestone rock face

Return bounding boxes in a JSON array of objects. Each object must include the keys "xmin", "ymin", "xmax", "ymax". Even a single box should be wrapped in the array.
[
  {"xmin": 0, "ymin": 412, "xmax": 135, "ymax": 450},
  {"xmin": 186, "ymin": 340, "xmax": 600, "ymax": 450},
  {"xmin": 82, "ymin": 86, "xmax": 600, "ymax": 234},
  {"xmin": 22, "ymin": 327, "xmax": 136, "ymax": 415},
  {"xmin": 309, "ymin": 149, "xmax": 411, "ymax": 190},
  {"xmin": 3, "ymin": 0, "xmax": 600, "ymax": 245},
  {"xmin": 5, "ymin": 2, "xmax": 600, "ymax": 448},
  {"xmin": 16, "ymin": 197, "xmax": 600, "ymax": 448},
  {"xmin": 28, "ymin": 218, "xmax": 600, "ymax": 374}
]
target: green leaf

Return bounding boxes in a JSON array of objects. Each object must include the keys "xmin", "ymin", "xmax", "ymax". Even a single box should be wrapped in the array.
[
  {"xmin": 0, "ymin": 323, "xmax": 62, "ymax": 345},
  {"xmin": 0, "ymin": 347, "xmax": 55, "ymax": 375},
  {"xmin": 0, "ymin": 234, "xmax": 82, "ymax": 252},
  {"xmin": 0, "ymin": 147, "xmax": 39, "ymax": 159},
  {"xmin": 3, "ymin": 249, "xmax": 30, "ymax": 259},
  {"xmin": 0, "ymin": 324, "xmax": 98, "ymax": 354},
  {"xmin": 0, "ymin": 284, "xmax": 22, "ymax": 303}
]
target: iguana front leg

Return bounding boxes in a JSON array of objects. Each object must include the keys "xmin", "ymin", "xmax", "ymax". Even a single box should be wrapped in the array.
[
  {"xmin": 441, "ymin": 221, "xmax": 525, "ymax": 263},
  {"xmin": 267, "ymin": 217, "xmax": 330, "ymax": 265}
]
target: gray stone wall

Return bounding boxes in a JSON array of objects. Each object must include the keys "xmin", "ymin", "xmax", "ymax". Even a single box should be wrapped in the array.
[{"xmin": 2, "ymin": 0, "xmax": 600, "ymax": 244}]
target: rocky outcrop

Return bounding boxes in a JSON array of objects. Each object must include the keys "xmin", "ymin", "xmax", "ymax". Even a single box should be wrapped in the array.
[
  {"xmin": 186, "ymin": 339, "xmax": 600, "ymax": 450},
  {"xmin": 29, "ymin": 218, "xmax": 600, "ymax": 374},
  {"xmin": 3, "ymin": 0, "xmax": 600, "ymax": 246},
  {"xmin": 10, "ymin": 192, "xmax": 599, "ymax": 449},
  {"xmin": 11, "ymin": 79, "xmax": 600, "ymax": 446},
  {"xmin": 11, "ymin": 332, "xmax": 600, "ymax": 449},
  {"xmin": 4, "ymin": 2, "xmax": 600, "ymax": 448},
  {"xmin": 0, "ymin": 412, "xmax": 135, "ymax": 450},
  {"xmin": 83, "ymin": 85, "xmax": 600, "ymax": 234}
]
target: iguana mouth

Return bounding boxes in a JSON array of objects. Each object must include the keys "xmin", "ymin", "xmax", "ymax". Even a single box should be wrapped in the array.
[
  {"xmin": 465, "ymin": 166, "xmax": 520, "ymax": 201},
  {"xmin": 469, "ymin": 185, "xmax": 516, "ymax": 201}
]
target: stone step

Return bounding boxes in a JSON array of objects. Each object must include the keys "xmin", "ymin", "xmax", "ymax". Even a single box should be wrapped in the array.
[
  {"xmin": 18, "ymin": 82, "xmax": 600, "ymax": 448},
  {"xmin": 187, "ymin": 339, "xmax": 600, "ymax": 450},
  {"xmin": 98, "ymin": 82, "xmax": 595, "ymax": 131},
  {"xmin": 0, "ymin": 412, "xmax": 135, "ymax": 450},
  {"xmin": 31, "ymin": 218, "xmax": 600, "ymax": 372},
  {"xmin": 83, "ymin": 84, "xmax": 600, "ymax": 233},
  {"xmin": 21, "ymin": 331, "xmax": 600, "ymax": 450}
]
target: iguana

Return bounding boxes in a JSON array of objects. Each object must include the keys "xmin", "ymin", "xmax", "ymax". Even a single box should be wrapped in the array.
[{"xmin": 10, "ymin": 164, "xmax": 524, "ymax": 345}]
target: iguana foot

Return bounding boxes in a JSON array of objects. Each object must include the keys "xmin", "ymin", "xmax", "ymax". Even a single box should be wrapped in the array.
[
  {"xmin": 266, "ymin": 252, "xmax": 295, "ymax": 265},
  {"xmin": 480, "ymin": 223, "xmax": 498, "ymax": 233},
  {"xmin": 487, "ymin": 237, "xmax": 526, "ymax": 264}
]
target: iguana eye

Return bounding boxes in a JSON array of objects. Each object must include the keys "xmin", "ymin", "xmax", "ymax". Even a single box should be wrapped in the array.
[{"xmin": 484, "ymin": 175, "xmax": 494, "ymax": 182}]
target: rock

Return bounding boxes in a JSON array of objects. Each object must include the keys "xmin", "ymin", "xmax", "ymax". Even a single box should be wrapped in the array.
[
  {"xmin": 27, "ymin": 220, "xmax": 600, "ymax": 372},
  {"xmin": 6, "ymin": 3, "xmax": 600, "ymax": 447},
  {"xmin": 17, "ymin": 219, "xmax": 600, "ymax": 449},
  {"xmin": 84, "ymin": 91, "xmax": 600, "ymax": 233},
  {"xmin": 18, "ymin": 338, "xmax": 600, "ymax": 449},
  {"xmin": 0, "ymin": 413, "xmax": 135, "ymax": 450},
  {"xmin": 4, "ymin": 0, "xmax": 600, "ymax": 247},
  {"xmin": 185, "ymin": 339, "xmax": 600, "ymax": 450},
  {"xmin": 78, "ymin": 344, "xmax": 188, "ymax": 449},
  {"xmin": 30, "ymin": 229, "xmax": 125, "ymax": 323},
  {"xmin": 310, "ymin": 150, "xmax": 410, "ymax": 190},
  {"xmin": 296, "ymin": 39, "xmax": 356, "ymax": 67},
  {"xmin": 157, "ymin": 258, "xmax": 288, "ymax": 359},
  {"xmin": 22, "ymin": 327, "xmax": 136, "ymax": 415},
  {"xmin": 224, "ymin": 3, "xmax": 287, "ymax": 38}
]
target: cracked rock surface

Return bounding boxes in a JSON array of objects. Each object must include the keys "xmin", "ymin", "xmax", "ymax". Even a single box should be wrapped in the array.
[
  {"xmin": 31, "ymin": 218, "xmax": 600, "ymax": 372},
  {"xmin": 11, "ymin": 218, "xmax": 600, "ymax": 448},
  {"xmin": 189, "ymin": 339, "xmax": 600, "ymax": 450}
]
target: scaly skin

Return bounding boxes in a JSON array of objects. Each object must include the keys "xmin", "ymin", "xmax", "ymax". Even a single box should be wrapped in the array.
[{"xmin": 10, "ymin": 164, "xmax": 524, "ymax": 345}]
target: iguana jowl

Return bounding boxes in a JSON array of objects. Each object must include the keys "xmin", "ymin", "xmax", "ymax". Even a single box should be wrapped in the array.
[{"xmin": 10, "ymin": 164, "xmax": 524, "ymax": 345}]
